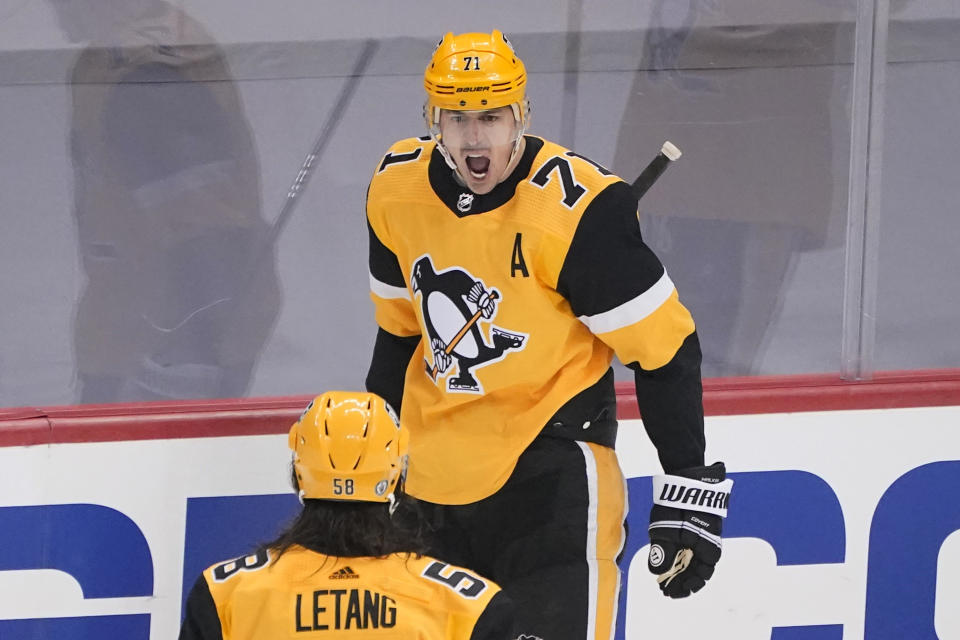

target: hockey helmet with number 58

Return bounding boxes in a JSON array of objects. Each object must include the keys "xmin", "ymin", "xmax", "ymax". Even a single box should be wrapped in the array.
[{"xmin": 288, "ymin": 391, "xmax": 408, "ymax": 503}]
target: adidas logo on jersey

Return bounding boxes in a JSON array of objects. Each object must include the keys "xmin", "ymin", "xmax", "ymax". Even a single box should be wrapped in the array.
[{"xmin": 329, "ymin": 566, "xmax": 360, "ymax": 579}]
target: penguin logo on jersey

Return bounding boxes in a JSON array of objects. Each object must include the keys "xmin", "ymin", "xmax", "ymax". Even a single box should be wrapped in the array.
[{"xmin": 411, "ymin": 255, "xmax": 527, "ymax": 394}]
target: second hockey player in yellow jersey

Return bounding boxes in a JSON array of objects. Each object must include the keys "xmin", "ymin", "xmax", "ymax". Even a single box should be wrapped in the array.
[{"xmin": 179, "ymin": 391, "xmax": 516, "ymax": 639}]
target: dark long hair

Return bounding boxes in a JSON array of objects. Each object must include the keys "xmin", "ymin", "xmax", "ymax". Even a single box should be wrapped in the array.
[{"xmin": 263, "ymin": 466, "xmax": 430, "ymax": 560}]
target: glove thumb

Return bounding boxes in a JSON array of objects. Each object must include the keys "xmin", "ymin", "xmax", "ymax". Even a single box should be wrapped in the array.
[{"xmin": 648, "ymin": 540, "xmax": 681, "ymax": 576}]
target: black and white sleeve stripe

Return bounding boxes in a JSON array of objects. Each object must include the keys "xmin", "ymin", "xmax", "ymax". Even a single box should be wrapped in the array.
[
  {"xmin": 557, "ymin": 180, "xmax": 705, "ymax": 472},
  {"xmin": 368, "ymin": 220, "xmax": 409, "ymax": 300},
  {"xmin": 556, "ymin": 180, "xmax": 670, "ymax": 331}
]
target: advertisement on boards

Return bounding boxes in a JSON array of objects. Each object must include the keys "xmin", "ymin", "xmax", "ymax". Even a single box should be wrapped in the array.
[{"xmin": 1, "ymin": 405, "xmax": 959, "ymax": 639}]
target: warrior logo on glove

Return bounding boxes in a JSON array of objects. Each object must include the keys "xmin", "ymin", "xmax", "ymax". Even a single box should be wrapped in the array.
[
  {"xmin": 648, "ymin": 544, "xmax": 666, "ymax": 568},
  {"xmin": 411, "ymin": 255, "xmax": 527, "ymax": 394},
  {"xmin": 648, "ymin": 461, "xmax": 733, "ymax": 598}
]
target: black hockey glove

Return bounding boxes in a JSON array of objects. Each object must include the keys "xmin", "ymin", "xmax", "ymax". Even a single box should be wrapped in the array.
[{"xmin": 647, "ymin": 461, "xmax": 732, "ymax": 598}]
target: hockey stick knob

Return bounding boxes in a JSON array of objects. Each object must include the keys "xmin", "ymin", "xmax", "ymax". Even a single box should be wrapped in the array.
[{"xmin": 661, "ymin": 141, "xmax": 682, "ymax": 161}]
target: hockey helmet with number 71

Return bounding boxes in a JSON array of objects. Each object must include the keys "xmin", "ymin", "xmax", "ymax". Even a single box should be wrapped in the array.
[
  {"xmin": 288, "ymin": 391, "xmax": 409, "ymax": 503},
  {"xmin": 424, "ymin": 30, "xmax": 529, "ymax": 119},
  {"xmin": 423, "ymin": 30, "xmax": 531, "ymax": 159}
]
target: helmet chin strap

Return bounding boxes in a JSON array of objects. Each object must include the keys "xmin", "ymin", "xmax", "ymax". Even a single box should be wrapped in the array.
[
  {"xmin": 501, "ymin": 100, "xmax": 530, "ymax": 183},
  {"xmin": 431, "ymin": 130, "xmax": 461, "ymax": 174},
  {"xmin": 497, "ymin": 132, "xmax": 526, "ymax": 183}
]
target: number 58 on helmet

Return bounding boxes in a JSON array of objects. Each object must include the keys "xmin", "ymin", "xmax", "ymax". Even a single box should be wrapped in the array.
[{"xmin": 288, "ymin": 391, "xmax": 409, "ymax": 504}]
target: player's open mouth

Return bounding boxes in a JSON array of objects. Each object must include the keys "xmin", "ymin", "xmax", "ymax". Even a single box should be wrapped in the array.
[{"xmin": 465, "ymin": 154, "xmax": 490, "ymax": 180}]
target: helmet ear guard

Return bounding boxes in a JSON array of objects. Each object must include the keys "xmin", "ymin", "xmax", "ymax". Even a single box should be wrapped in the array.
[{"xmin": 289, "ymin": 391, "xmax": 409, "ymax": 503}]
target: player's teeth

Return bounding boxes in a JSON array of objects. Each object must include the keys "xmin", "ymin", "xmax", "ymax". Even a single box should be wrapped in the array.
[{"xmin": 465, "ymin": 154, "xmax": 489, "ymax": 180}]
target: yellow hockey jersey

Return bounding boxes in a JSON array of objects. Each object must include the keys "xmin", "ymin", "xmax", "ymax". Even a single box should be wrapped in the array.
[
  {"xmin": 180, "ymin": 547, "xmax": 512, "ymax": 639},
  {"xmin": 367, "ymin": 136, "xmax": 696, "ymax": 505}
]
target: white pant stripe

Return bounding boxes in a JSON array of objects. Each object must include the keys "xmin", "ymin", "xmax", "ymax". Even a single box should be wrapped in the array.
[{"xmin": 577, "ymin": 441, "xmax": 601, "ymax": 640}]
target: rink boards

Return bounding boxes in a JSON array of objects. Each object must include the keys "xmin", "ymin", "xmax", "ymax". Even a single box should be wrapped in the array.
[{"xmin": 1, "ymin": 401, "xmax": 959, "ymax": 639}]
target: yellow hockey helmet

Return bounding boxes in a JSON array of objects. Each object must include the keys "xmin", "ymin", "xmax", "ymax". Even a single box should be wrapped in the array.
[
  {"xmin": 288, "ymin": 391, "xmax": 408, "ymax": 503},
  {"xmin": 423, "ymin": 30, "xmax": 529, "ymax": 130}
]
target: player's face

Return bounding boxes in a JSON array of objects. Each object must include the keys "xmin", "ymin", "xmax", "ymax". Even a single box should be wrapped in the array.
[{"xmin": 439, "ymin": 107, "xmax": 520, "ymax": 194}]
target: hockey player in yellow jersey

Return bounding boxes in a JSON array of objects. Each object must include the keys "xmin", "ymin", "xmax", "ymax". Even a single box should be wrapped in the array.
[
  {"xmin": 365, "ymin": 31, "xmax": 734, "ymax": 639},
  {"xmin": 179, "ymin": 391, "xmax": 517, "ymax": 639}
]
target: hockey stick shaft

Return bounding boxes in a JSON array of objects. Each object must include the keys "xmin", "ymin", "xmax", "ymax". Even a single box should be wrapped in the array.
[
  {"xmin": 428, "ymin": 291, "xmax": 500, "ymax": 379},
  {"xmin": 631, "ymin": 141, "xmax": 682, "ymax": 200},
  {"xmin": 269, "ymin": 38, "xmax": 379, "ymax": 244},
  {"xmin": 201, "ymin": 39, "xmax": 379, "ymax": 338}
]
